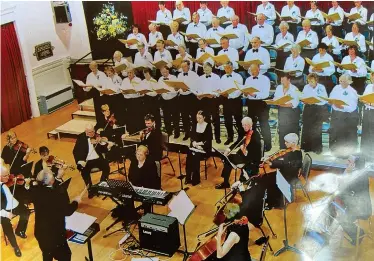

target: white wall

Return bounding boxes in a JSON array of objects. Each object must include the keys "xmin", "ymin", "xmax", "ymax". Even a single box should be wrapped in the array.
[{"xmin": 1, "ymin": 1, "xmax": 92, "ymax": 117}]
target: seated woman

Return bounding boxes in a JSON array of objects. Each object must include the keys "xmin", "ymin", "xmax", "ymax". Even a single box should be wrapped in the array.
[{"xmin": 185, "ymin": 110, "xmax": 212, "ymax": 186}]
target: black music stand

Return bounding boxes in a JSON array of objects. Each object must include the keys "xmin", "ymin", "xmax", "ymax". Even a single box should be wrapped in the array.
[
  {"xmin": 274, "ymin": 170, "xmax": 301, "ymax": 256},
  {"xmin": 170, "ymin": 190, "xmax": 196, "ymax": 261},
  {"xmin": 177, "ymin": 145, "xmax": 190, "ymax": 191}
]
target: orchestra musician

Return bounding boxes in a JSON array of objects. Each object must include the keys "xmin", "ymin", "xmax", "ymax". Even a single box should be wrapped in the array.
[
  {"xmin": 139, "ymin": 114, "xmax": 163, "ymax": 161},
  {"xmin": 300, "ymin": 73, "xmax": 328, "ymax": 154},
  {"xmin": 94, "ymin": 104, "xmax": 121, "ymax": 140},
  {"xmin": 33, "ymin": 146, "xmax": 67, "ymax": 181},
  {"xmin": 215, "ymin": 117, "xmax": 262, "ymax": 189},
  {"xmin": 2, "ymin": 131, "xmax": 33, "ymax": 175},
  {"xmin": 1, "ymin": 165, "xmax": 30, "ymax": 257},
  {"xmin": 273, "ymin": 72, "xmax": 300, "ymax": 149},
  {"xmin": 73, "ymin": 124, "xmax": 112, "ymax": 198},
  {"xmin": 185, "ymin": 110, "xmax": 212, "ymax": 186},
  {"xmin": 360, "ymin": 72, "xmax": 374, "ymax": 161},
  {"xmin": 260, "ymin": 133, "xmax": 302, "ymax": 208}
]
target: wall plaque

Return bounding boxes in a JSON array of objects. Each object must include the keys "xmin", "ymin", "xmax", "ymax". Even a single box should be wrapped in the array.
[{"xmin": 33, "ymin": 42, "xmax": 55, "ymax": 61}]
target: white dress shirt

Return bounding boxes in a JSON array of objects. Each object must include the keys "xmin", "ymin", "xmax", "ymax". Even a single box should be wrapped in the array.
[
  {"xmin": 245, "ymin": 74, "xmax": 271, "ymax": 100},
  {"xmin": 196, "ymin": 73, "xmax": 221, "ymax": 96},
  {"xmin": 296, "ymin": 29, "xmax": 319, "ymax": 49},
  {"xmin": 348, "ymin": 6, "xmax": 368, "ymax": 25},
  {"xmin": 148, "ymin": 31, "xmax": 163, "ymax": 48},
  {"xmin": 225, "ymin": 24, "xmax": 249, "ymax": 51},
  {"xmin": 363, "ymin": 84, "xmax": 374, "ymax": 110},
  {"xmin": 103, "ymin": 75, "xmax": 122, "ymax": 93},
  {"xmin": 158, "ymin": 74, "xmax": 178, "ymax": 100},
  {"xmin": 251, "ymin": 23, "xmax": 274, "ymax": 45},
  {"xmin": 115, "ymin": 58, "xmax": 130, "ymax": 77},
  {"xmin": 177, "ymin": 70, "xmax": 199, "ymax": 95},
  {"xmin": 120, "ymin": 76, "xmax": 143, "ymax": 99},
  {"xmin": 327, "ymin": 6, "xmax": 345, "ymax": 26},
  {"xmin": 322, "ymin": 35, "xmax": 341, "ymax": 55},
  {"xmin": 156, "ymin": 9, "xmax": 172, "ymax": 24},
  {"xmin": 197, "ymin": 7, "xmax": 213, "ymax": 26},
  {"xmin": 173, "ymin": 8, "xmax": 191, "ymax": 25},
  {"xmin": 85, "ymin": 71, "xmax": 106, "ymax": 92},
  {"xmin": 220, "ymin": 72, "xmax": 243, "ymax": 99},
  {"xmin": 244, "ymin": 47, "xmax": 270, "ymax": 75},
  {"xmin": 127, "ymin": 33, "xmax": 148, "ymax": 49},
  {"xmin": 176, "ymin": 53, "xmax": 194, "ymax": 72},
  {"xmin": 281, "ymin": 4, "xmax": 301, "ymax": 24},
  {"xmin": 205, "ymin": 26, "xmax": 225, "ymax": 48},
  {"xmin": 308, "ymin": 53, "xmax": 335, "ymax": 76},
  {"xmin": 344, "ymin": 32, "xmax": 366, "ymax": 53},
  {"xmin": 305, "ymin": 9, "xmax": 325, "ymax": 26},
  {"xmin": 195, "ymin": 46, "xmax": 215, "ymax": 72},
  {"xmin": 275, "ymin": 32, "xmax": 295, "ymax": 52},
  {"xmin": 274, "ymin": 84, "xmax": 300, "ymax": 108},
  {"xmin": 167, "ymin": 32, "xmax": 185, "ymax": 50},
  {"xmin": 256, "ymin": 2, "xmax": 276, "ymax": 25},
  {"xmin": 217, "ymin": 47, "xmax": 239, "ymax": 70},
  {"xmin": 154, "ymin": 49, "xmax": 173, "ymax": 67},
  {"xmin": 141, "ymin": 78, "xmax": 159, "ymax": 97},
  {"xmin": 0, "ymin": 183, "xmax": 19, "ymax": 215},
  {"xmin": 372, "ymin": 60, "xmax": 374, "ymax": 70},
  {"xmin": 337, "ymin": 55, "xmax": 367, "ymax": 77},
  {"xmin": 329, "ymin": 85, "xmax": 358, "ymax": 112},
  {"xmin": 217, "ymin": 6, "xmax": 235, "ymax": 23},
  {"xmin": 87, "ymin": 138, "xmax": 100, "ymax": 161},
  {"xmin": 301, "ymin": 83, "xmax": 328, "ymax": 105},
  {"xmin": 134, "ymin": 51, "xmax": 154, "ymax": 68},
  {"xmin": 369, "ymin": 13, "xmax": 374, "ymax": 31},
  {"xmin": 284, "ymin": 55, "xmax": 305, "ymax": 77},
  {"xmin": 185, "ymin": 22, "xmax": 207, "ymax": 43}
]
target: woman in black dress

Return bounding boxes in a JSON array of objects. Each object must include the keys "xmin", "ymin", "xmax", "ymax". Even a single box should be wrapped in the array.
[{"xmin": 185, "ymin": 110, "xmax": 212, "ymax": 186}]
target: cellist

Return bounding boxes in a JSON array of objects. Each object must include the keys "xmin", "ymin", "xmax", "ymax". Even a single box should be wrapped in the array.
[{"xmin": 215, "ymin": 117, "xmax": 262, "ymax": 190}]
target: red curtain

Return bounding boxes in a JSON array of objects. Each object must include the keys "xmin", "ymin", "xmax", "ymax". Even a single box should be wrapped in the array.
[
  {"xmin": 1, "ymin": 22, "xmax": 32, "ymax": 133},
  {"xmin": 131, "ymin": 1, "xmax": 371, "ymax": 34}
]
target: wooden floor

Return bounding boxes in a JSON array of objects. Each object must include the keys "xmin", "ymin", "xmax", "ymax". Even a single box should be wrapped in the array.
[{"xmin": 1, "ymin": 101, "xmax": 374, "ymax": 261}]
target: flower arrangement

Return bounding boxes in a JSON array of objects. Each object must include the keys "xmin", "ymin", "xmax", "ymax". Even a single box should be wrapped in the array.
[{"xmin": 93, "ymin": 3, "xmax": 128, "ymax": 40}]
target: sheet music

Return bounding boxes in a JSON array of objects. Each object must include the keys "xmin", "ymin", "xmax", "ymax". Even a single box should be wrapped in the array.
[
  {"xmin": 276, "ymin": 170, "xmax": 292, "ymax": 203},
  {"xmin": 65, "ymin": 212, "xmax": 97, "ymax": 234},
  {"xmin": 213, "ymin": 147, "xmax": 238, "ymax": 169},
  {"xmin": 168, "ymin": 190, "xmax": 194, "ymax": 225}
]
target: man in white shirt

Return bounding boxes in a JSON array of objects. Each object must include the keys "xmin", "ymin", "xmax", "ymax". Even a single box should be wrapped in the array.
[
  {"xmin": 134, "ymin": 43, "xmax": 154, "ymax": 70},
  {"xmin": 245, "ymin": 64, "xmax": 272, "ymax": 151},
  {"xmin": 220, "ymin": 62, "xmax": 244, "ymax": 145},
  {"xmin": 256, "ymin": 1, "xmax": 276, "ymax": 25},
  {"xmin": 205, "ymin": 17, "xmax": 224, "ymax": 53},
  {"xmin": 347, "ymin": 1, "xmax": 368, "ymax": 27},
  {"xmin": 309, "ymin": 42, "xmax": 335, "ymax": 93},
  {"xmin": 154, "ymin": 39, "xmax": 173, "ymax": 73},
  {"xmin": 217, "ymin": 1, "xmax": 235, "ymax": 28},
  {"xmin": 244, "ymin": 36, "xmax": 270, "ymax": 76},
  {"xmin": 344, "ymin": 23, "xmax": 367, "ymax": 54},
  {"xmin": 225, "ymin": 15, "xmax": 249, "ymax": 60},
  {"xmin": 173, "ymin": 1, "xmax": 191, "ymax": 31},
  {"xmin": 178, "ymin": 60, "xmax": 199, "ymax": 140},
  {"xmin": 185, "ymin": 12, "xmax": 207, "ymax": 58},
  {"xmin": 197, "ymin": 1, "xmax": 213, "ymax": 27},
  {"xmin": 148, "ymin": 23, "xmax": 163, "ymax": 56},
  {"xmin": 195, "ymin": 39, "xmax": 214, "ymax": 75},
  {"xmin": 167, "ymin": 21, "xmax": 185, "ymax": 59},
  {"xmin": 156, "ymin": 1, "xmax": 173, "ymax": 39},
  {"xmin": 327, "ymin": 1, "xmax": 345, "ymax": 38},
  {"xmin": 158, "ymin": 66, "xmax": 180, "ymax": 138},
  {"xmin": 251, "ymin": 13, "xmax": 274, "ymax": 46},
  {"xmin": 216, "ymin": 36, "xmax": 239, "ymax": 75},
  {"xmin": 280, "ymin": 1, "xmax": 301, "ymax": 38},
  {"xmin": 127, "ymin": 24, "xmax": 148, "ymax": 62}
]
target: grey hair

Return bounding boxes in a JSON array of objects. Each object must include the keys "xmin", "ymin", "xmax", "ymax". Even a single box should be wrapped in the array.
[{"xmin": 241, "ymin": 117, "xmax": 253, "ymax": 126}]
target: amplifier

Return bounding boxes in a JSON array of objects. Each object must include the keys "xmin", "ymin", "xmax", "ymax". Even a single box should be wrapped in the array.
[{"xmin": 139, "ymin": 213, "xmax": 180, "ymax": 256}]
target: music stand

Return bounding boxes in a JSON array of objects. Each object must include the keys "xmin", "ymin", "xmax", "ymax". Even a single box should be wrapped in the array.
[
  {"xmin": 168, "ymin": 190, "xmax": 195, "ymax": 261},
  {"xmin": 274, "ymin": 170, "xmax": 301, "ymax": 256},
  {"xmin": 177, "ymin": 145, "xmax": 190, "ymax": 191}
]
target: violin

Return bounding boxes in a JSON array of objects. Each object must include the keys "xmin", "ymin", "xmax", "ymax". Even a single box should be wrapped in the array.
[
  {"xmin": 90, "ymin": 133, "xmax": 109, "ymax": 145},
  {"xmin": 107, "ymin": 114, "xmax": 117, "ymax": 127},
  {"xmin": 258, "ymin": 147, "xmax": 294, "ymax": 175},
  {"xmin": 189, "ymin": 216, "xmax": 249, "ymax": 261},
  {"xmin": 243, "ymin": 129, "xmax": 253, "ymax": 148},
  {"xmin": 46, "ymin": 155, "xmax": 75, "ymax": 171},
  {"xmin": 5, "ymin": 174, "xmax": 26, "ymax": 187},
  {"xmin": 11, "ymin": 141, "xmax": 36, "ymax": 154}
]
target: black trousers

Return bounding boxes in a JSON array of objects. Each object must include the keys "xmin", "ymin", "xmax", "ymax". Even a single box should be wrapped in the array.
[
  {"xmin": 161, "ymin": 97, "xmax": 180, "ymax": 136},
  {"xmin": 185, "ymin": 150, "xmax": 205, "ymax": 184},
  {"xmin": 288, "ymin": 23, "xmax": 298, "ymax": 39},
  {"xmin": 223, "ymin": 98, "xmax": 243, "ymax": 140},
  {"xmin": 159, "ymin": 24, "xmax": 171, "ymax": 39},
  {"xmin": 331, "ymin": 25, "xmax": 343, "ymax": 38},
  {"xmin": 81, "ymin": 158, "xmax": 110, "ymax": 186},
  {"xmin": 329, "ymin": 110, "xmax": 358, "ymax": 156},
  {"xmin": 186, "ymin": 42, "xmax": 198, "ymax": 59},
  {"xmin": 319, "ymin": 76, "xmax": 335, "ymax": 95},
  {"xmin": 361, "ymin": 108, "xmax": 374, "ymax": 160},
  {"xmin": 221, "ymin": 154, "xmax": 245, "ymax": 185},
  {"xmin": 40, "ymin": 241, "xmax": 72, "ymax": 261},
  {"xmin": 199, "ymin": 97, "xmax": 220, "ymax": 140},
  {"xmin": 180, "ymin": 94, "xmax": 197, "ymax": 136},
  {"xmin": 276, "ymin": 50, "xmax": 291, "ymax": 70},
  {"xmin": 290, "ymin": 76, "xmax": 305, "ymax": 91},
  {"xmin": 143, "ymin": 95, "xmax": 161, "ymax": 129},
  {"xmin": 300, "ymin": 49, "xmax": 317, "ymax": 73},
  {"xmin": 212, "ymin": 46, "xmax": 222, "ymax": 56},
  {"xmin": 311, "ymin": 25, "xmax": 324, "ymax": 40},
  {"xmin": 278, "ymin": 107, "xmax": 300, "ymax": 149},
  {"xmin": 352, "ymin": 77, "xmax": 366, "ymax": 95},
  {"xmin": 1, "ymin": 204, "xmax": 29, "ymax": 248},
  {"xmin": 123, "ymin": 97, "xmax": 144, "ymax": 134},
  {"xmin": 301, "ymin": 105, "xmax": 328, "ymax": 153},
  {"xmin": 247, "ymin": 100, "xmax": 272, "ymax": 150}
]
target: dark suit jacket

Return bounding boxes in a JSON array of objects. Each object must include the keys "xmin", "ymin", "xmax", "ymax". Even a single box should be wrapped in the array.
[
  {"xmin": 140, "ymin": 128, "xmax": 163, "ymax": 161},
  {"xmin": 30, "ymin": 182, "xmax": 78, "ymax": 250},
  {"xmin": 128, "ymin": 158, "xmax": 160, "ymax": 190},
  {"xmin": 271, "ymin": 150, "xmax": 302, "ymax": 184},
  {"xmin": 229, "ymin": 129, "xmax": 262, "ymax": 167},
  {"xmin": 73, "ymin": 132, "xmax": 107, "ymax": 164}
]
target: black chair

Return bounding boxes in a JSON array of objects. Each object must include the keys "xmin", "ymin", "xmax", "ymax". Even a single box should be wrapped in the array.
[
  {"xmin": 295, "ymin": 153, "xmax": 312, "ymax": 204},
  {"xmin": 201, "ymin": 150, "xmax": 217, "ymax": 180}
]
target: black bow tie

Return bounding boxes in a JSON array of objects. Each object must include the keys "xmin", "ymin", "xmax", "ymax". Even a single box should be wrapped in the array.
[
  {"xmin": 213, "ymin": 29, "xmax": 218, "ymax": 31},
  {"xmin": 226, "ymin": 75, "xmax": 232, "ymax": 78},
  {"xmin": 163, "ymin": 78, "xmax": 169, "ymax": 80},
  {"xmin": 200, "ymin": 49, "xmax": 205, "ymax": 52},
  {"xmin": 206, "ymin": 75, "xmax": 211, "ymax": 78},
  {"xmin": 233, "ymin": 26, "xmax": 237, "ymax": 29},
  {"xmin": 252, "ymin": 49, "xmax": 258, "ymax": 53},
  {"xmin": 194, "ymin": 25, "xmax": 198, "ymax": 27},
  {"xmin": 223, "ymin": 49, "xmax": 228, "ymax": 52},
  {"xmin": 259, "ymin": 25, "xmax": 264, "ymax": 28},
  {"xmin": 183, "ymin": 73, "xmax": 188, "ymax": 76},
  {"xmin": 253, "ymin": 76, "xmax": 258, "ymax": 79}
]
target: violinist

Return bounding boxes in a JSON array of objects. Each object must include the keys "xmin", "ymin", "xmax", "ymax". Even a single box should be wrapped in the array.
[
  {"xmin": 140, "ymin": 114, "xmax": 163, "ymax": 161},
  {"xmin": 95, "ymin": 104, "xmax": 120, "ymax": 140},
  {"xmin": 260, "ymin": 133, "xmax": 302, "ymax": 209},
  {"xmin": 33, "ymin": 146, "xmax": 66, "ymax": 181},
  {"xmin": 215, "ymin": 117, "xmax": 262, "ymax": 190},
  {"xmin": 1, "ymin": 131, "xmax": 33, "ymax": 175},
  {"xmin": 1, "ymin": 165, "xmax": 30, "ymax": 257},
  {"xmin": 73, "ymin": 124, "xmax": 111, "ymax": 198}
]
